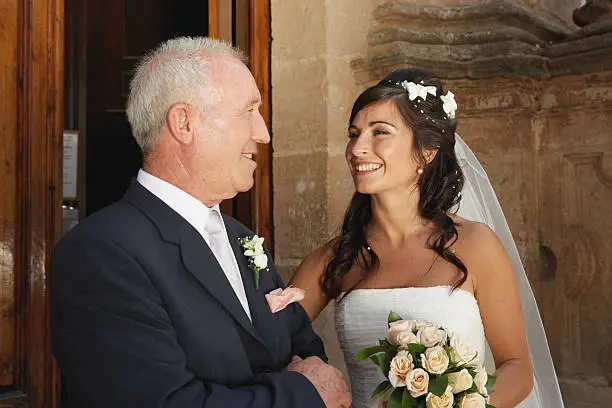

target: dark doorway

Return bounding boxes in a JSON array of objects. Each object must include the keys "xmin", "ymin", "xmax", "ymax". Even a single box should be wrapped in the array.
[{"xmin": 64, "ymin": 0, "xmax": 209, "ymax": 216}]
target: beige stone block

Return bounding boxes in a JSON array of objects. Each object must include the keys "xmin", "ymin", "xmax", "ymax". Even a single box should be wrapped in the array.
[
  {"xmin": 325, "ymin": 0, "xmax": 375, "ymax": 57},
  {"xmin": 458, "ymin": 113, "xmax": 534, "ymax": 156},
  {"xmin": 541, "ymin": 72, "xmax": 612, "ymax": 109},
  {"xmin": 326, "ymin": 56, "xmax": 364, "ymax": 152},
  {"xmin": 448, "ymin": 78, "xmax": 539, "ymax": 113},
  {"xmin": 477, "ymin": 152, "xmax": 539, "ymax": 275},
  {"xmin": 312, "ymin": 303, "xmax": 347, "ymax": 377},
  {"xmin": 514, "ymin": 0, "xmax": 575, "ymax": 27},
  {"xmin": 271, "ymin": 0, "xmax": 327, "ymax": 60},
  {"xmin": 275, "ymin": 263, "xmax": 301, "ymax": 285},
  {"xmin": 273, "ymin": 151, "xmax": 329, "ymax": 259},
  {"xmin": 536, "ymin": 108, "xmax": 612, "ymax": 154},
  {"xmin": 272, "ymin": 57, "xmax": 328, "ymax": 152},
  {"xmin": 327, "ymin": 153, "xmax": 354, "ymax": 236}
]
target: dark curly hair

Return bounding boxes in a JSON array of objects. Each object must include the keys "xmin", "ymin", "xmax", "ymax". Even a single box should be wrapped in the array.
[{"xmin": 323, "ymin": 68, "xmax": 466, "ymax": 299}]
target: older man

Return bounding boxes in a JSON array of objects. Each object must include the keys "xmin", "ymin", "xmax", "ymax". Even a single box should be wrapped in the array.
[{"xmin": 50, "ymin": 37, "xmax": 350, "ymax": 408}]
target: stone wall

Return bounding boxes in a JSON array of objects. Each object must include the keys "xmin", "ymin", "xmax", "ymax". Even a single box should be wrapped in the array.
[{"xmin": 271, "ymin": 0, "xmax": 376, "ymax": 374}]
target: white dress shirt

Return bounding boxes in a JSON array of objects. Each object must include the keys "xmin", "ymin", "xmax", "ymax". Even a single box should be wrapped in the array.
[{"xmin": 136, "ymin": 169, "xmax": 252, "ymax": 320}]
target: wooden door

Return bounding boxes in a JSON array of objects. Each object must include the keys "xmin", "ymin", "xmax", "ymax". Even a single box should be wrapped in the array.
[
  {"xmin": 210, "ymin": 0, "xmax": 273, "ymax": 248},
  {"xmin": 537, "ymin": 123, "xmax": 612, "ymax": 407},
  {"xmin": 0, "ymin": 0, "xmax": 63, "ymax": 407}
]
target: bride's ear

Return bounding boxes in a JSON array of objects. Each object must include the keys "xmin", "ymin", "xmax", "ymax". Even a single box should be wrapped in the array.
[{"xmin": 423, "ymin": 148, "xmax": 438, "ymax": 165}]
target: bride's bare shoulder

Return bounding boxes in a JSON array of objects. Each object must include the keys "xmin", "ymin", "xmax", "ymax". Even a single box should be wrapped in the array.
[
  {"xmin": 450, "ymin": 215, "xmax": 512, "ymax": 282},
  {"xmin": 451, "ymin": 215, "xmax": 497, "ymax": 245}
]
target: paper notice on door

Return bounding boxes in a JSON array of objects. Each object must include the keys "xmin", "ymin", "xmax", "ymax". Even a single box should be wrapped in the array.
[{"xmin": 63, "ymin": 131, "xmax": 79, "ymax": 199}]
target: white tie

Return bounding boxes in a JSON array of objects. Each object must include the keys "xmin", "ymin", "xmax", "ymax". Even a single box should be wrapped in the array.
[{"xmin": 205, "ymin": 210, "xmax": 252, "ymax": 320}]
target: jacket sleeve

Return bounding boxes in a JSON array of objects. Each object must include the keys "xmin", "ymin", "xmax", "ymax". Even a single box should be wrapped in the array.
[
  {"xmin": 49, "ymin": 236, "xmax": 325, "ymax": 408},
  {"xmin": 270, "ymin": 263, "xmax": 328, "ymax": 363}
]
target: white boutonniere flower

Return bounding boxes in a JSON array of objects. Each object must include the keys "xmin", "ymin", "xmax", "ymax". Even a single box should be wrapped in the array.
[
  {"xmin": 440, "ymin": 91, "xmax": 457, "ymax": 119},
  {"xmin": 239, "ymin": 235, "xmax": 268, "ymax": 290}
]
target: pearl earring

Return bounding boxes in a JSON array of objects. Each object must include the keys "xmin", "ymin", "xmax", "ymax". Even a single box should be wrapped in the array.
[{"xmin": 417, "ymin": 168, "xmax": 424, "ymax": 175}]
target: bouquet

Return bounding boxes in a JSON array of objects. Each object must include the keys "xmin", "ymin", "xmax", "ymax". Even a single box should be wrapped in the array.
[{"xmin": 357, "ymin": 311, "xmax": 496, "ymax": 408}]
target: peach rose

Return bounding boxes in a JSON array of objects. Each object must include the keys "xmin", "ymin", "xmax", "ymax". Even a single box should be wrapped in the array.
[
  {"xmin": 425, "ymin": 386, "xmax": 454, "ymax": 408},
  {"xmin": 421, "ymin": 346, "xmax": 450, "ymax": 375},
  {"xmin": 417, "ymin": 326, "xmax": 447, "ymax": 347},
  {"xmin": 458, "ymin": 393, "xmax": 487, "ymax": 408},
  {"xmin": 406, "ymin": 368, "xmax": 429, "ymax": 398},
  {"xmin": 448, "ymin": 368, "xmax": 473, "ymax": 393},
  {"xmin": 387, "ymin": 320, "xmax": 418, "ymax": 346},
  {"xmin": 388, "ymin": 350, "xmax": 414, "ymax": 388}
]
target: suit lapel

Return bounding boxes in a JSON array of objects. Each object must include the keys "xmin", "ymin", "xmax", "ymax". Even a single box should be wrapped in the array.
[
  {"xmin": 226, "ymin": 222, "xmax": 282, "ymax": 359},
  {"xmin": 123, "ymin": 181, "xmax": 268, "ymax": 349},
  {"xmin": 178, "ymin": 227, "xmax": 267, "ymax": 348}
]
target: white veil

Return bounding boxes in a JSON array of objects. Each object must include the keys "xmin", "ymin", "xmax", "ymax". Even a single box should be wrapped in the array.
[{"xmin": 453, "ymin": 134, "xmax": 564, "ymax": 407}]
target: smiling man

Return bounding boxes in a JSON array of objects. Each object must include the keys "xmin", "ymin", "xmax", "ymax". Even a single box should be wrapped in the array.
[{"xmin": 49, "ymin": 37, "xmax": 351, "ymax": 408}]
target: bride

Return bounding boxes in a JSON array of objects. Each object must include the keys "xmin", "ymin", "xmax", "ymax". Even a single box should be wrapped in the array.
[{"xmin": 290, "ymin": 69, "xmax": 564, "ymax": 408}]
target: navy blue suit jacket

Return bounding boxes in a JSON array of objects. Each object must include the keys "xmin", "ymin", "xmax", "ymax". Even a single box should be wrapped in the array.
[{"xmin": 50, "ymin": 181, "xmax": 326, "ymax": 408}]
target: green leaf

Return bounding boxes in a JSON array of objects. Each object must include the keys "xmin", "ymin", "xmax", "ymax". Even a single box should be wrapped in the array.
[
  {"xmin": 465, "ymin": 383, "xmax": 478, "ymax": 394},
  {"xmin": 370, "ymin": 381, "xmax": 392, "ymax": 400},
  {"xmin": 417, "ymin": 401, "xmax": 426, "ymax": 408},
  {"xmin": 388, "ymin": 311, "xmax": 403, "ymax": 325},
  {"xmin": 401, "ymin": 388, "xmax": 417, "ymax": 408},
  {"xmin": 357, "ymin": 345, "xmax": 387, "ymax": 361},
  {"xmin": 429, "ymin": 375, "xmax": 449, "ymax": 397},
  {"xmin": 379, "ymin": 338, "xmax": 393, "ymax": 348},
  {"xmin": 370, "ymin": 352, "xmax": 392, "ymax": 376},
  {"xmin": 486, "ymin": 374, "xmax": 497, "ymax": 395},
  {"xmin": 407, "ymin": 343, "xmax": 427, "ymax": 355},
  {"xmin": 485, "ymin": 405, "xmax": 496, "ymax": 408},
  {"xmin": 387, "ymin": 387, "xmax": 404, "ymax": 408}
]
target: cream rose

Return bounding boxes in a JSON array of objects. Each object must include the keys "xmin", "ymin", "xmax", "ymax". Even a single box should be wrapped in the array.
[
  {"xmin": 447, "ymin": 368, "xmax": 473, "ymax": 393},
  {"xmin": 414, "ymin": 320, "xmax": 435, "ymax": 331},
  {"xmin": 406, "ymin": 368, "xmax": 429, "ymax": 398},
  {"xmin": 421, "ymin": 346, "xmax": 450, "ymax": 375},
  {"xmin": 449, "ymin": 335, "xmax": 477, "ymax": 365},
  {"xmin": 388, "ymin": 350, "xmax": 414, "ymax": 388},
  {"xmin": 425, "ymin": 386, "xmax": 454, "ymax": 408},
  {"xmin": 417, "ymin": 326, "xmax": 447, "ymax": 347},
  {"xmin": 459, "ymin": 393, "xmax": 487, "ymax": 408},
  {"xmin": 473, "ymin": 365, "xmax": 488, "ymax": 396},
  {"xmin": 387, "ymin": 321, "xmax": 418, "ymax": 346},
  {"xmin": 390, "ymin": 319, "xmax": 417, "ymax": 331}
]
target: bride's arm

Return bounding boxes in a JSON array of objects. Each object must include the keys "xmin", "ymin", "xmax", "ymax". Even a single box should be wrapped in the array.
[
  {"xmin": 466, "ymin": 223, "xmax": 534, "ymax": 408},
  {"xmin": 289, "ymin": 240, "xmax": 336, "ymax": 321}
]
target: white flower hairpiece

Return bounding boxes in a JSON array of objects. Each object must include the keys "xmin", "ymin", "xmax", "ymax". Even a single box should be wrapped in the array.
[
  {"xmin": 400, "ymin": 80, "xmax": 437, "ymax": 101},
  {"xmin": 395, "ymin": 80, "xmax": 458, "ymax": 120},
  {"xmin": 440, "ymin": 91, "xmax": 457, "ymax": 119}
]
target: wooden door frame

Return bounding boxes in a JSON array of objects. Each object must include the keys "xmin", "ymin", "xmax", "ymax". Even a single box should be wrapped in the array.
[
  {"xmin": 209, "ymin": 0, "xmax": 273, "ymax": 250},
  {"xmin": 2, "ymin": 0, "xmax": 64, "ymax": 407}
]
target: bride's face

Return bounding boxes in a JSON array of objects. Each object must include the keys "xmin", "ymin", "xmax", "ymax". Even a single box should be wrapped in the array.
[{"xmin": 346, "ymin": 99, "xmax": 422, "ymax": 195}]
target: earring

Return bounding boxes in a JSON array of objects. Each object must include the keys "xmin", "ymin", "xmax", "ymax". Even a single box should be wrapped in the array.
[{"xmin": 417, "ymin": 168, "xmax": 424, "ymax": 175}]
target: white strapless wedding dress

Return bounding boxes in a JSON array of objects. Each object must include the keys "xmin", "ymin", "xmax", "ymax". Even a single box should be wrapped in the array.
[{"xmin": 335, "ymin": 286, "xmax": 543, "ymax": 408}]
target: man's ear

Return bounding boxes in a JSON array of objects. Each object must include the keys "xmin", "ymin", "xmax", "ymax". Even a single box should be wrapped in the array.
[
  {"xmin": 167, "ymin": 103, "xmax": 196, "ymax": 145},
  {"xmin": 423, "ymin": 148, "xmax": 438, "ymax": 165}
]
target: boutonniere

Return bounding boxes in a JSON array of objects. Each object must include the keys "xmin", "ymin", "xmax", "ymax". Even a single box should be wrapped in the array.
[{"xmin": 239, "ymin": 235, "xmax": 268, "ymax": 290}]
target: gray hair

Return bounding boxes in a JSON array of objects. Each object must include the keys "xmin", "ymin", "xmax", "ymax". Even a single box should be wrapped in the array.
[{"xmin": 126, "ymin": 36, "xmax": 246, "ymax": 155}]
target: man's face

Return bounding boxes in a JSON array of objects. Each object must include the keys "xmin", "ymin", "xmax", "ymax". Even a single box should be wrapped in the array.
[{"xmin": 191, "ymin": 54, "xmax": 270, "ymax": 202}]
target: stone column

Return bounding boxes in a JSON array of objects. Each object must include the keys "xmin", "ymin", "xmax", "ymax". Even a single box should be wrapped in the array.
[{"xmin": 271, "ymin": 0, "xmax": 377, "ymax": 375}]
